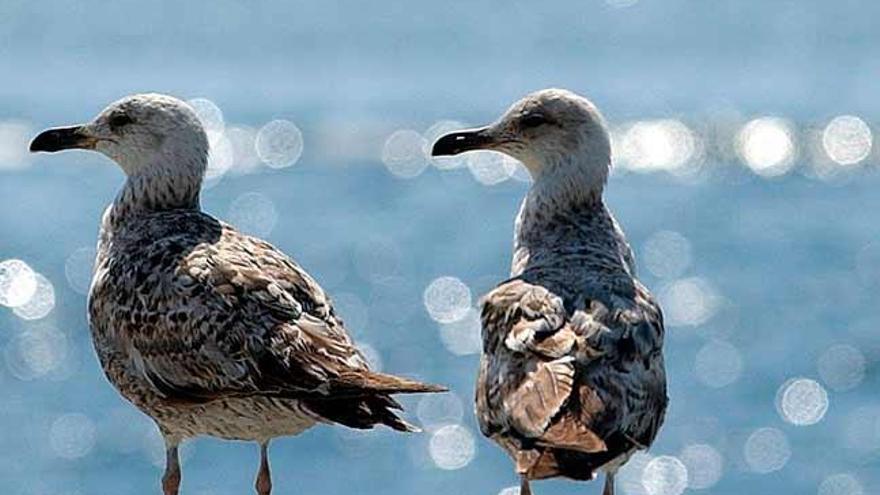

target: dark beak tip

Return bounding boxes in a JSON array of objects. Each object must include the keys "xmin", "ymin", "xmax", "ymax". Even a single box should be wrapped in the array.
[
  {"xmin": 430, "ymin": 141, "xmax": 453, "ymax": 157},
  {"xmin": 28, "ymin": 126, "xmax": 88, "ymax": 153},
  {"xmin": 29, "ymin": 135, "xmax": 51, "ymax": 153},
  {"xmin": 431, "ymin": 126, "xmax": 493, "ymax": 157}
]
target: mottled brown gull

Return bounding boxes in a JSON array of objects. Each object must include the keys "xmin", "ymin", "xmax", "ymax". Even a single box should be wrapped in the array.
[
  {"xmin": 432, "ymin": 89, "xmax": 668, "ymax": 495},
  {"xmin": 30, "ymin": 93, "xmax": 445, "ymax": 495}
]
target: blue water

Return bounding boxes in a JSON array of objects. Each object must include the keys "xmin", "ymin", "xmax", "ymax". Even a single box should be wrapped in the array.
[{"xmin": 1, "ymin": 1, "xmax": 878, "ymax": 494}]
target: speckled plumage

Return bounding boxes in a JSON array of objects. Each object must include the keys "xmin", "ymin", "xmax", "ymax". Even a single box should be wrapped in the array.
[
  {"xmin": 479, "ymin": 199, "xmax": 667, "ymax": 483},
  {"xmin": 433, "ymin": 89, "xmax": 667, "ymax": 494},
  {"xmin": 31, "ymin": 94, "xmax": 444, "ymax": 494},
  {"xmin": 90, "ymin": 207, "xmax": 438, "ymax": 443}
]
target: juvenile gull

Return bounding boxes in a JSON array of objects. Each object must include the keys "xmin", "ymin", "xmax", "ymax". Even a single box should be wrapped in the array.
[
  {"xmin": 432, "ymin": 89, "xmax": 667, "ymax": 495},
  {"xmin": 30, "ymin": 94, "xmax": 445, "ymax": 495}
]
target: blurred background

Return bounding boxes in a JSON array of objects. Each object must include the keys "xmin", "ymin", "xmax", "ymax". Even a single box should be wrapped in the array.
[{"xmin": 1, "ymin": 1, "xmax": 878, "ymax": 494}]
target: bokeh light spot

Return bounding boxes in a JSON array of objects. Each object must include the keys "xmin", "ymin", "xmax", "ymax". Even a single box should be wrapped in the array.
[
  {"xmin": 4, "ymin": 323, "xmax": 69, "ymax": 380},
  {"xmin": 743, "ymin": 427, "xmax": 791, "ymax": 473},
  {"xmin": 0, "ymin": 259, "xmax": 38, "ymax": 308},
  {"xmin": 256, "ymin": 119, "xmax": 304, "ymax": 169},
  {"xmin": 428, "ymin": 424, "xmax": 476, "ymax": 470},
  {"xmin": 694, "ymin": 340, "xmax": 743, "ymax": 388},
  {"xmin": 618, "ymin": 120, "xmax": 698, "ymax": 174},
  {"xmin": 736, "ymin": 118, "xmax": 796, "ymax": 177},
  {"xmin": 423, "ymin": 276, "xmax": 472, "ymax": 324},
  {"xmin": 642, "ymin": 230, "xmax": 693, "ymax": 279},
  {"xmin": 642, "ymin": 455, "xmax": 688, "ymax": 495},
  {"xmin": 659, "ymin": 277, "xmax": 720, "ymax": 326},
  {"xmin": 822, "ymin": 116, "xmax": 872, "ymax": 166},
  {"xmin": 776, "ymin": 378, "xmax": 829, "ymax": 426},
  {"xmin": 818, "ymin": 473, "xmax": 864, "ymax": 495},
  {"xmin": 679, "ymin": 444, "xmax": 723, "ymax": 490},
  {"xmin": 13, "ymin": 271, "xmax": 55, "ymax": 320},
  {"xmin": 50, "ymin": 413, "xmax": 97, "ymax": 459},
  {"xmin": 382, "ymin": 129, "xmax": 429, "ymax": 179}
]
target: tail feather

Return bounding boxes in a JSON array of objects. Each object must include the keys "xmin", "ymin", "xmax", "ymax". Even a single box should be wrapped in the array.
[
  {"xmin": 303, "ymin": 370, "xmax": 446, "ymax": 432},
  {"xmin": 304, "ymin": 394, "xmax": 421, "ymax": 432},
  {"xmin": 333, "ymin": 370, "xmax": 448, "ymax": 394},
  {"xmin": 381, "ymin": 412, "xmax": 421, "ymax": 433}
]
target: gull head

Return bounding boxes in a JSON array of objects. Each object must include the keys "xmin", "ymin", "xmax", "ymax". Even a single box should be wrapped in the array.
[
  {"xmin": 432, "ymin": 88, "xmax": 611, "ymax": 190},
  {"xmin": 30, "ymin": 93, "xmax": 208, "ymax": 178}
]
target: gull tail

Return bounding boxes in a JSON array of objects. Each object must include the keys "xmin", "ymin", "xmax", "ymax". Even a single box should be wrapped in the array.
[
  {"xmin": 333, "ymin": 370, "xmax": 448, "ymax": 395},
  {"xmin": 305, "ymin": 371, "xmax": 447, "ymax": 432}
]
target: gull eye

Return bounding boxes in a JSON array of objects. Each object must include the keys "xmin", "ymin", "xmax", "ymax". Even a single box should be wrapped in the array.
[
  {"xmin": 520, "ymin": 113, "xmax": 548, "ymax": 129},
  {"xmin": 108, "ymin": 113, "xmax": 134, "ymax": 130}
]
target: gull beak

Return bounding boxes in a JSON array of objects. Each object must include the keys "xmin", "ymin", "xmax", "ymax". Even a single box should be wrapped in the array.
[
  {"xmin": 29, "ymin": 125, "xmax": 98, "ymax": 153},
  {"xmin": 431, "ymin": 125, "xmax": 495, "ymax": 156}
]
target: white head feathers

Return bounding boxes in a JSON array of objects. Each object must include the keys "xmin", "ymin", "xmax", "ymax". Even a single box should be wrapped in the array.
[
  {"xmin": 432, "ymin": 88, "xmax": 613, "ymax": 199},
  {"xmin": 31, "ymin": 93, "xmax": 210, "ymax": 217},
  {"xmin": 91, "ymin": 93, "xmax": 209, "ymax": 178}
]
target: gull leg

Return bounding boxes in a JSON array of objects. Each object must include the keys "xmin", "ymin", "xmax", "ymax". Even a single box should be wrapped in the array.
[
  {"xmin": 162, "ymin": 443, "xmax": 181, "ymax": 495},
  {"xmin": 255, "ymin": 441, "xmax": 272, "ymax": 495},
  {"xmin": 520, "ymin": 475, "xmax": 532, "ymax": 495},
  {"xmin": 602, "ymin": 472, "xmax": 615, "ymax": 495}
]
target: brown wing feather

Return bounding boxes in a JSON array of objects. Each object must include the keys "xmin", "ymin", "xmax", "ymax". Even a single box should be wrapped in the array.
[
  {"xmin": 478, "ymin": 279, "xmax": 606, "ymax": 452},
  {"xmin": 536, "ymin": 412, "xmax": 606, "ymax": 453},
  {"xmin": 477, "ymin": 276, "xmax": 667, "ymax": 481},
  {"xmin": 98, "ymin": 211, "xmax": 444, "ymax": 430},
  {"xmin": 506, "ymin": 358, "xmax": 576, "ymax": 438}
]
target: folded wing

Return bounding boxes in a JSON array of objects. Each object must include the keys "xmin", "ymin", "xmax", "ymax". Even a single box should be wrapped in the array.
[
  {"xmin": 477, "ymin": 277, "xmax": 666, "ymax": 476},
  {"xmin": 101, "ymin": 216, "xmax": 444, "ymax": 431}
]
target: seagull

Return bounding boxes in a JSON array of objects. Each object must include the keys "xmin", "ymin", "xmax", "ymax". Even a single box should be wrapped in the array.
[
  {"xmin": 30, "ymin": 93, "xmax": 446, "ymax": 495},
  {"xmin": 432, "ymin": 89, "xmax": 668, "ymax": 495}
]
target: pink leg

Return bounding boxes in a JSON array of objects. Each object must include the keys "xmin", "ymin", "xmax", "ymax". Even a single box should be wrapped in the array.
[
  {"xmin": 162, "ymin": 444, "xmax": 181, "ymax": 495},
  {"xmin": 255, "ymin": 441, "xmax": 272, "ymax": 495}
]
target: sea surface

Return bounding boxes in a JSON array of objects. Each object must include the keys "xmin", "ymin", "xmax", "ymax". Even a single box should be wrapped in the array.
[{"xmin": 0, "ymin": 1, "xmax": 878, "ymax": 494}]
